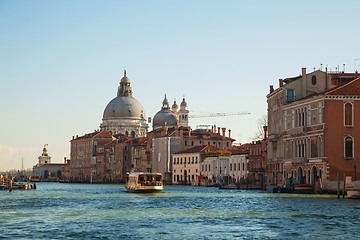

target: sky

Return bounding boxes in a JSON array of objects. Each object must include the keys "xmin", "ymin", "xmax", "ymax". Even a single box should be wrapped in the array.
[{"xmin": 1, "ymin": 0, "xmax": 359, "ymax": 171}]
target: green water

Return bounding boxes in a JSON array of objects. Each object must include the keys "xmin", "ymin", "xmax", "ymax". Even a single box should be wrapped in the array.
[{"xmin": 0, "ymin": 182, "xmax": 359, "ymax": 239}]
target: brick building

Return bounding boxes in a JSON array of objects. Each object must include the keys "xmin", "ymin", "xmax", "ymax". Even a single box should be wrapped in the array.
[{"xmin": 267, "ymin": 67, "xmax": 359, "ymax": 189}]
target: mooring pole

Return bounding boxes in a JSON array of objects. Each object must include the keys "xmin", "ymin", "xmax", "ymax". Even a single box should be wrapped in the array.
[
  {"xmin": 337, "ymin": 173, "xmax": 340, "ymax": 199},
  {"xmin": 343, "ymin": 174, "xmax": 346, "ymax": 198}
]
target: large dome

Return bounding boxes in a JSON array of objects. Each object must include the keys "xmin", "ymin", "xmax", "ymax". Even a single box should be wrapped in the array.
[
  {"xmin": 100, "ymin": 71, "xmax": 148, "ymax": 137},
  {"xmin": 103, "ymin": 96, "xmax": 145, "ymax": 120}
]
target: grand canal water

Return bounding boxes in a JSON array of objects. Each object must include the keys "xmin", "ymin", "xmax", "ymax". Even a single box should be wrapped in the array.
[{"xmin": 0, "ymin": 183, "xmax": 359, "ymax": 239}]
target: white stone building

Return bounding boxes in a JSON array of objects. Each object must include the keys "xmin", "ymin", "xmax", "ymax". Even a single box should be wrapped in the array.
[
  {"xmin": 100, "ymin": 71, "xmax": 148, "ymax": 137},
  {"xmin": 201, "ymin": 154, "xmax": 248, "ymax": 185}
]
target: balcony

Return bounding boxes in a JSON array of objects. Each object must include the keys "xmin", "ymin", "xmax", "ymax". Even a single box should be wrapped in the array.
[
  {"xmin": 290, "ymin": 126, "xmax": 307, "ymax": 136},
  {"xmin": 268, "ymin": 134, "xmax": 279, "ymax": 141},
  {"xmin": 284, "ymin": 157, "xmax": 307, "ymax": 164}
]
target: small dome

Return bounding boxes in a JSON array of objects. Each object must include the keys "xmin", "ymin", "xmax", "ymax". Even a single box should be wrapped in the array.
[
  {"xmin": 172, "ymin": 100, "xmax": 178, "ymax": 110},
  {"xmin": 153, "ymin": 109, "xmax": 178, "ymax": 129},
  {"xmin": 180, "ymin": 97, "xmax": 187, "ymax": 108},
  {"xmin": 120, "ymin": 70, "xmax": 130, "ymax": 83}
]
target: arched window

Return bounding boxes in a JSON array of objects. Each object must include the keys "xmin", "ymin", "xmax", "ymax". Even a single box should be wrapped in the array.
[
  {"xmin": 344, "ymin": 103, "xmax": 353, "ymax": 126},
  {"xmin": 345, "ymin": 136, "xmax": 353, "ymax": 158},
  {"xmin": 131, "ymin": 131, "xmax": 135, "ymax": 138},
  {"xmin": 312, "ymin": 75, "xmax": 317, "ymax": 85}
]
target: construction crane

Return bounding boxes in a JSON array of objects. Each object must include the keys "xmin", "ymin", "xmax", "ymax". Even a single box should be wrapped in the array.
[{"xmin": 189, "ymin": 112, "xmax": 250, "ymax": 118}]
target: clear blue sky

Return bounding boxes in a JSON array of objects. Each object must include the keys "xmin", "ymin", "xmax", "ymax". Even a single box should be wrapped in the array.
[{"xmin": 1, "ymin": 0, "xmax": 359, "ymax": 171}]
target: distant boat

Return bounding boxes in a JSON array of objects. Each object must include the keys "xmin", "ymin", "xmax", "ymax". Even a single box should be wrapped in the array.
[
  {"xmin": 347, "ymin": 186, "xmax": 360, "ymax": 199},
  {"xmin": 125, "ymin": 172, "xmax": 164, "ymax": 193},
  {"xmin": 292, "ymin": 184, "xmax": 314, "ymax": 194},
  {"xmin": 219, "ymin": 183, "xmax": 240, "ymax": 189},
  {"xmin": 30, "ymin": 176, "xmax": 41, "ymax": 182}
]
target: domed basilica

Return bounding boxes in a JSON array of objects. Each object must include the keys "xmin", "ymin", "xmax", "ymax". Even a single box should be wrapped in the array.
[
  {"xmin": 153, "ymin": 95, "xmax": 189, "ymax": 130},
  {"xmin": 100, "ymin": 71, "xmax": 148, "ymax": 137}
]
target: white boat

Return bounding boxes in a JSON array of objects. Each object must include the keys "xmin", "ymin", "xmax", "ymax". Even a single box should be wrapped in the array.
[
  {"xmin": 347, "ymin": 186, "xmax": 360, "ymax": 199},
  {"xmin": 125, "ymin": 172, "xmax": 164, "ymax": 193}
]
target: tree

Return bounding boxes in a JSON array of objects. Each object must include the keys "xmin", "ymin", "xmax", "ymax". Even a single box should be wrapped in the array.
[{"xmin": 252, "ymin": 115, "xmax": 267, "ymax": 141}]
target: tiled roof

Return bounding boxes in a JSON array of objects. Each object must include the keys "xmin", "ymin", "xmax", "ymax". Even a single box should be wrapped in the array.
[
  {"xmin": 93, "ymin": 131, "xmax": 113, "ymax": 139},
  {"xmin": 174, "ymin": 145, "xmax": 222, "ymax": 154},
  {"xmin": 73, "ymin": 131, "xmax": 113, "ymax": 141},
  {"xmin": 325, "ymin": 77, "xmax": 360, "ymax": 95}
]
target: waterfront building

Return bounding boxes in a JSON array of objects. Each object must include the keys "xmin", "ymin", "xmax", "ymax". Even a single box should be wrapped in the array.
[
  {"xmin": 69, "ymin": 131, "xmax": 114, "ymax": 182},
  {"xmin": 149, "ymin": 125, "xmax": 235, "ymax": 184},
  {"xmin": 247, "ymin": 139, "xmax": 267, "ymax": 186},
  {"xmin": 172, "ymin": 145, "xmax": 221, "ymax": 185},
  {"xmin": 201, "ymin": 153, "xmax": 248, "ymax": 186},
  {"xmin": 33, "ymin": 145, "xmax": 65, "ymax": 180},
  {"xmin": 267, "ymin": 67, "xmax": 359, "ymax": 189},
  {"xmin": 100, "ymin": 71, "xmax": 148, "ymax": 137}
]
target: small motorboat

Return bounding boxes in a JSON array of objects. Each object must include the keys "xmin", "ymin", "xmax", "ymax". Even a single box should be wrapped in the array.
[{"xmin": 347, "ymin": 186, "xmax": 360, "ymax": 199}]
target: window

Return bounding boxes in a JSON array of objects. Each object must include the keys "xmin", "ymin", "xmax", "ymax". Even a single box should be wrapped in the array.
[
  {"xmin": 307, "ymin": 106, "xmax": 311, "ymax": 126},
  {"xmin": 312, "ymin": 75, "xmax": 317, "ymax": 85},
  {"xmin": 230, "ymin": 164, "xmax": 232, "ymax": 171},
  {"xmin": 185, "ymin": 141, "xmax": 187, "ymax": 146},
  {"xmin": 192, "ymin": 157, "xmax": 194, "ymax": 163},
  {"xmin": 318, "ymin": 103, "xmax": 322, "ymax": 123},
  {"xmin": 188, "ymin": 157, "xmax": 190, "ymax": 164},
  {"xmin": 345, "ymin": 103, "xmax": 353, "ymax": 126},
  {"xmin": 195, "ymin": 156, "xmax": 198, "ymax": 163},
  {"xmin": 180, "ymin": 158, "xmax": 182, "ymax": 164},
  {"xmin": 345, "ymin": 136, "xmax": 353, "ymax": 158},
  {"xmin": 292, "ymin": 109, "xmax": 295, "ymax": 128},
  {"xmin": 191, "ymin": 141, "xmax": 194, "ymax": 146},
  {"xmin": 287, "ymin": 89, "xmax": 295, "ymax": 101},
  {"xmin": 284, "ymin": 112, "xmax": 287, "ymax": 130},
  {"xmin": 209, "ymin": 165, "xmax": 211, "ymax": 171}
]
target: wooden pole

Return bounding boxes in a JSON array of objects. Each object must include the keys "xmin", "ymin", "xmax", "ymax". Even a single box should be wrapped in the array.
[
  {"xmin": 343, "ymin": 174, "xmax": 346, "ymax": 198},
  {"xmin": 337, "ymin": 173, "xmax": 340, "ymax": 199}
]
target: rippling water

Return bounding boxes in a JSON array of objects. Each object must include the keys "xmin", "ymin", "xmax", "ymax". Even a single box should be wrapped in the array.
[{"xmin": 1, "ymin": 183, "xmax": 359, "ymax": 239}]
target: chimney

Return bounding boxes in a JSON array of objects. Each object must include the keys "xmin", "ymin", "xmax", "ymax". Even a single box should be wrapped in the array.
[
  {"xmin": 263, "ymin": 125, "xmax": 268, "ymax": 139},
  {"xmin": 279, "ymin": 79, "xmax": 283, "ymax": 87},
  {"xmin": 270, "ymin": 85, "xmax": 274, "ymax": 93},
  {"xmin": 302, "ymin": 67, "xmax": 307, "ymax": 97},
  {"xmin": 221, "ymin": 128, "xmax": 226, "ymax": 137},
  {"xmin": 356, "ymin": 71, "xmax": 359, "ymax": 78},
  {"xmin": 228, "ymin": 129, "xmax": 231, "ymax": 138},
  {"xmin": 72, "ymin": 136, "xmax": 74, "ymax": 140},
  {"xmin": 218, "ymin": 127, "xmax": 221, "ymax": 134},
  {"xmin": 64, "ymin": 157, "xmax": 67, "ymax": 164}
]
